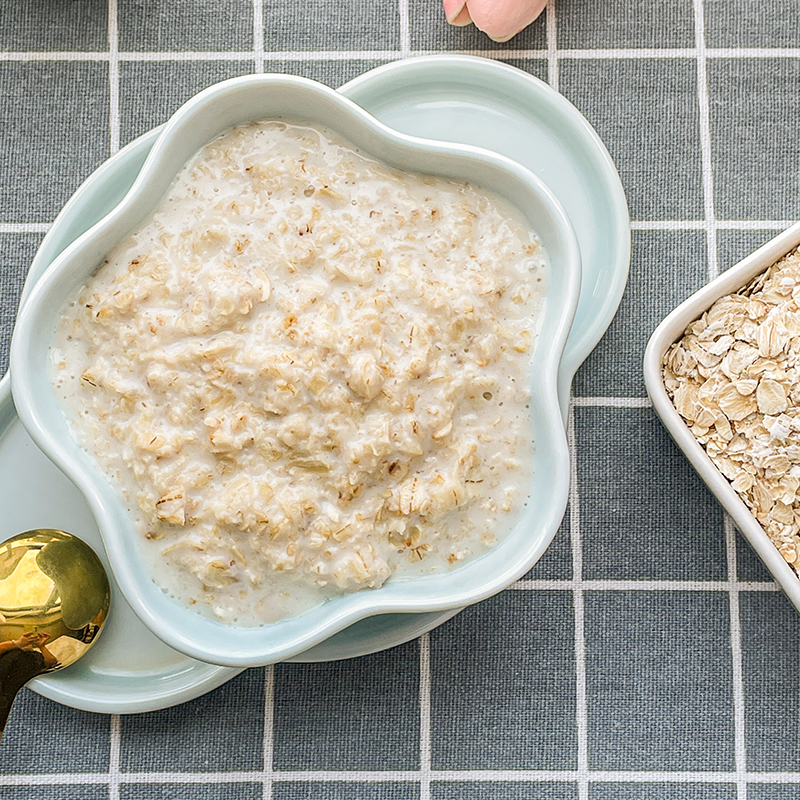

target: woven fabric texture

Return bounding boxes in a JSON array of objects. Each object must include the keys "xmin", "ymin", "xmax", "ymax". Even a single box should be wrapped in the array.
[{"xmin": 1, "ymin": 1, "xmax": 799, "ymax": 798}]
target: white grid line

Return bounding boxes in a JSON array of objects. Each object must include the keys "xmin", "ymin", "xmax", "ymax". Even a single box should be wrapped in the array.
[
  {"xmin": 707, "ymin": 47, "xmax": 800, "ymax": 58},
  {"xmin": 108, "ymin": 714, "xmax": 121, "ymax": 800},
  {"xmin": 716, "ymin": 220, "xmax": 795, "ymax": 230},
  {"xmin": 119, "ymin": 50, "xmax": 403, "ymax": 62},
  {"xmin": 8, "ymin": 769, "xmax": 800, "ymax": 786},
  {"xmin": 399, "ymin": 0, "xmax": 411, "ymax": 59},
  {"xmin": 631, "ymin": 220, "xmax": 708, "ymax": 230},
  {"xmin": 693, "ymin": 0, "xmax": 719, "ymax": 280},
  {"xmin": 262, "ymin": 665, "xmax": 274, "ymax": 800},
  {"xmin": 559, "ymin": 47, "xmax": 697, "ymax": 59},
  {"xmin": 567, "ymin": 404, "xmax": 589, "ymax": 800},
  {"xmin": 108, "ymin": 0, "xmax": 120, "ymax": 155},
  {"xmin": 0, "ymin": 223, "xmax": 51, "ymax": 234},
  {"xmin": 1, "ymin": 46, "xmax": 800, "ymax": 64},
  {"xmin": 412, "ymin": 48, "xmax": 547, "ymax": 59},
  {"xmin": 698, "ymin": 2, "xmax": 744, "ymax": 789},
  {"xmin": 510, "ymin": 579, "xmax": 779, "ymax": 592},
  {"xmin": 572, "ymin": 396, "xmax": 653, "ymax": 408},
  {"xmin": 419, "ymin": 632, "xmax": 432, "ymax": 800},
  {"xmin": 0, "ymin": 51, "xmax": 111, "ymax": 61},
  {"xmin": 631, "ymin": 220, "xmax": 795, "ymax": 231},
  {"xmin": 726, "ymin": 516, "xmax": 748, "ymax": 800},
  {"xmin": 253, "ymin": 0, "xmax": 264, "ymax": 74},
  {"xmin": 120, "ymin": 50, "xmax": 254, "ymax": 61},
  {"xmin": 546, "ymin": 0, "xmax": 558, "ymax": 91}
]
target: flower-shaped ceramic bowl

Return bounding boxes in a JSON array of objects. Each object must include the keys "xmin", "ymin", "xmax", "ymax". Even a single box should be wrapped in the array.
[{"xmin": 11, "ymin": 75, "xmax": 581, "ymax": 666}]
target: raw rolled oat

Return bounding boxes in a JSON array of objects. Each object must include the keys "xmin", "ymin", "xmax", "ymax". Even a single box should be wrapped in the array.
[{"xmin": 664, "ymin": 247, "xmax": 800, "ymax": 573}]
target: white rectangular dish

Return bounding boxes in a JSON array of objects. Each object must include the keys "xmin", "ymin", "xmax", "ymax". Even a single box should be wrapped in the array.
[{"xmin": 644, "ymin": 221, "xmax": 800, "ymax": 614}]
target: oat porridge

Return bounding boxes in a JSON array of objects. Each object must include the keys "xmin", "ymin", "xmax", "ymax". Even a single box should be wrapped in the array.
[
  {"xmin": 664, "ymin": 247, "xmax": 800, "ymax": 576},
  {"xmin": 49, "ymin": 121, "xmax": 546, "ymax": 625}
]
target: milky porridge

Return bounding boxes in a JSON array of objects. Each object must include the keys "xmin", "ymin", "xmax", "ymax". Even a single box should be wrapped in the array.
[{"xmin": 50, "ymin": 121, "xmax": 547, "ymax": 625}]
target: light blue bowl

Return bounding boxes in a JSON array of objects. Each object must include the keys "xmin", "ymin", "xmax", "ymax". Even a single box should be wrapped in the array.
[{"xmin": 11, "ymin": 75, "xmax": 581, "ymax": 667}]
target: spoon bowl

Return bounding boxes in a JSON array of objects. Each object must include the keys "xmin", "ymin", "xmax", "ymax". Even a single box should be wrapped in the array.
[{"xmin": 0, "ymin": 529, "xmax": 110, "ymax": 736}]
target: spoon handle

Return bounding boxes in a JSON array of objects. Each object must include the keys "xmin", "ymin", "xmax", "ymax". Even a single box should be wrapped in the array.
[{"xmin": 0, "ymin": 644, "xmax": 51, "ymax": 740}]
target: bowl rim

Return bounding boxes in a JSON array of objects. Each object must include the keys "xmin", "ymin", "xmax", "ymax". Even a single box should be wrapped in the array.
[
  {"xmin": 11, "ymin": 74, "xmax": 581, "ymax": 666},
  {"xmin": 644, "ymin": 220, "xmax": 800, "ymax": 613},
  {"xmin": 341, "ymin": 53, "xmax": 632, "ymax": 406}
]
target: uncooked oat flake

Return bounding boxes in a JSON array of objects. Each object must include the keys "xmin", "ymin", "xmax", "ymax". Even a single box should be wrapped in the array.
[{"xmin": 664, "ymin": 247, "xmax": 800, "ymax": 574}]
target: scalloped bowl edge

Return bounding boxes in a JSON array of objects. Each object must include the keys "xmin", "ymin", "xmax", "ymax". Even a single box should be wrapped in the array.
[{"xmin": 12, "ymin": 74, "xmax": 581, "ymax": 666}]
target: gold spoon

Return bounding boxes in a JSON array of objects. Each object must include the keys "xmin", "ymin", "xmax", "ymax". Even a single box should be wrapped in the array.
[{"xmin": 0, "ymin": 530, "xmax": 110, "ymax": 738}]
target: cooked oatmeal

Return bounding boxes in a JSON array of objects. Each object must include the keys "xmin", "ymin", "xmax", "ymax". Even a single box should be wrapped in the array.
[
  {"xmin": 50, "ymin": 121, "xmax": 546, "ymax": 624},
  {"xmin": 664, "ymin": 247, "xmax": 800, "ymax": 576}
]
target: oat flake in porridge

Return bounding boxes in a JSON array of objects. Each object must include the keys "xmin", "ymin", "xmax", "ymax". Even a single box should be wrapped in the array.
[{"xmin": 49, "ymin": 121, "xmax": 546, "ymax": 625}]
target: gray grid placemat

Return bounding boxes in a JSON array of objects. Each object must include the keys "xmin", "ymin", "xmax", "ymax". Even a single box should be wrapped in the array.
[{"xmin": 2, "ymin": 1, "xmax": 800, "ymax": 798}]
